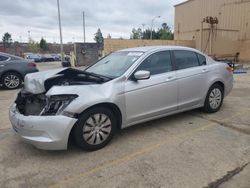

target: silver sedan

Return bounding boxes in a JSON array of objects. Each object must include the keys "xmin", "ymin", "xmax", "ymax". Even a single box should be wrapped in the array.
[{"xmin": 9, "ymin": 46, "xmax": 233, "ymax": 150}]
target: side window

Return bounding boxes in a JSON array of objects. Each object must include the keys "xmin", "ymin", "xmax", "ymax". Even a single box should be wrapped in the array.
[
  {"xmin": 136, "ymin": 51, "xmax": 172, "ymax": 75},
  {"xmin": 0, "ymin": 55, "xmax": 9, "ymax": 61},
  {"xmin": 197, "ymin": 53, "xmax": 206, "ymax": 65},
  {"xmin": 174, "ymin": 50, "xmax": 200, "ymax": 70}
]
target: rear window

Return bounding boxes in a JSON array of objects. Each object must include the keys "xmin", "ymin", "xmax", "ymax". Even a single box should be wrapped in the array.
[
  {"xmin": 9, "ymin": 55, "xmax": 23, "ymax": 60},
  {"xmin": 197, "ymin": 53, "xmax": 206, "ymax": 65},
  {"xmin": 174, "ymin": 50, "xmax": 200, "ymax": 70},
  {"xmin": 0, "ymin": 55, "xmax": 9, "ymax": 61}
]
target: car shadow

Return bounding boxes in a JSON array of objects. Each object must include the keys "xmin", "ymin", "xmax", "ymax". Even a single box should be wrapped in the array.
[
  {"xmin": 7, "ymin": 107, "xmax": 207, "ymax": 159},
  {"xmin": 0, "ymin": 84, "xmax": 24, "ymax": 91},
  {"xmin": 28, "ymin": 109, "xmax": 205, "ymax": 156}
]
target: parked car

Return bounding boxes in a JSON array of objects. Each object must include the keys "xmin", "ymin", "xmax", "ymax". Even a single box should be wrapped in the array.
[
  {"xmin": 9, "ymin": 46, "xmax": 233, "ymax": 150},
  {"xmin": 0, "ymin": 52, "xmax": 38, "ymax": 89},
  {"xmin": 23, "ymin": 52, "xmax": 33, "ymax": 59},
  {"xmin": 40, "ymin": 54, "xmax": 55, "ymax": 62},
  {"xmin": 51, "ymin": 54, "xmax": 61, "ymax": 61},
  {"xmin": 26, "ymin": 54, "xmax": 42, "ymax": 62}
]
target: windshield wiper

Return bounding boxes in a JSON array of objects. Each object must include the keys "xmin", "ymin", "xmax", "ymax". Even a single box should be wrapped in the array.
[{"xmin": 83, "ymin": 71, "xmax": 113, "ymax": 81}]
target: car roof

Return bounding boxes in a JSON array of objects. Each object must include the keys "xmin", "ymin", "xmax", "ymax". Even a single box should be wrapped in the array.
[
  {"xmin": 0, "ymin": 52, "xmax": 23, "ymax": 59},
  {"xmin": 118, "ymin": 45, "xmax": 202, "ymax": 54}
]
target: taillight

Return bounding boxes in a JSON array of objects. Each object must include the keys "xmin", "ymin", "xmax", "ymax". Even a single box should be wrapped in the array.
[
  {"xmin": 226, "ymin": 66, "xmax": 233, "ymax": 73},
  {"xmin": 27, "ymin": 62, "xmax": 36, "ymax": 67}
]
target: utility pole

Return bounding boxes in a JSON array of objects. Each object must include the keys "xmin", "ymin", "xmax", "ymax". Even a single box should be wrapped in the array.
[
  {"xmin": 57, "ymin": 0, "xmax": 64, "ymax": 62},
  {"xmin": 83, "ymin": 11, "xmax": 86, "ymax": 43},
  {"xmin": 150, "ymin": 16, "xmax": 161, "ymax": 40},
  {"xmin": 200, "ymin": 21, "xmax": 203, "ymax": 52},
  {"xmin": 202, "ymin": 16, "xmax": 218, "ymax": 55}
]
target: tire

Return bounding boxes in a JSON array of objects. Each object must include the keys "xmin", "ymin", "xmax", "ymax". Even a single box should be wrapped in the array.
[
  {"xmin": 1, "ymin": 72, "xmax": 22, "ymax": 89},
  {"xmin": 74, "ymin": 107, "xmax": 117, "ymax": 151},
  {"xmin": 62, "ymin": 61, "xmax": 71, "ymax": 67},
  {"xmin": 202, "ymin": 83, "xmax": 224, "ymax": 113}
]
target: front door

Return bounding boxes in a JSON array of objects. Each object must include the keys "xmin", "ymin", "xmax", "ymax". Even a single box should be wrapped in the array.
[{"xmin": 124, "ymin": 50, "xmax": 178, "ymax": 125}]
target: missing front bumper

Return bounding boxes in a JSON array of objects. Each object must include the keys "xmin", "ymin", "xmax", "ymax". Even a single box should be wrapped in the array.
[{"xmin": 9, "ymin": 104, "xmax": 78, "ymax": 150}]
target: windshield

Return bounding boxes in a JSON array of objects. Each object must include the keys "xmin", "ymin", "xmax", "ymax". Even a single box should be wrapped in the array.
[{"xmin": 85, "ymin": 51, "xmax": 144, "ymax": 78}]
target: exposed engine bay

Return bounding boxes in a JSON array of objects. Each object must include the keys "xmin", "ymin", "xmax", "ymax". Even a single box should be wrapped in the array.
[
  {"xmin": 44, "ymin": 68, "xmax": 112, "ymax": 91},
  {"xmin": 15, "ymin": 68, "xmax": 112, "ymax": 116},
  {"xmin": 15, "ymin": 90, "xmax": 46, "ymax": 115}
]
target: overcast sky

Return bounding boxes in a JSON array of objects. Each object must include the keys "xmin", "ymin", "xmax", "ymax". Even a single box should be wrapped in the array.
[{"xmin": 0, "ymin": 0, "xmax": 185, "ymax": 43}]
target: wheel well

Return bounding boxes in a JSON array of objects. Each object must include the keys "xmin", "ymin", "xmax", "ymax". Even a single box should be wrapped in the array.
[
  {"xmin": 83, "ymin": 103, "xmax": 123, "ymax": 129},
  {"xmin": 0, "ymin": 71, "xmax": 23, "ymax": 81},
  {"xmin": 212, "ymin": 81, "xmax": 224, "ymax": 93},
  {"xmin": 68, "ymin": 103, "xmax": 123, "ymax": 147}
]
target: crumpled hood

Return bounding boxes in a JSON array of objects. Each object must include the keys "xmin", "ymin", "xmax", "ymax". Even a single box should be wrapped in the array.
[{"xmin": 24, "ymin": 68, "xmax": 67, "ymax": 94}]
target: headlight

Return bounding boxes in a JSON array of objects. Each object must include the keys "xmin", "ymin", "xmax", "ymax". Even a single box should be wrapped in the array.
[{"xmin": 41, "ymin": 94, "xmax": 78, "ymax": 116}]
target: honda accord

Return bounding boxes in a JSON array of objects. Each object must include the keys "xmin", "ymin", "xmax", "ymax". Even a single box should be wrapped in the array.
[{"xmin": 9, "ymin": 46, "xmax": 233, "ymax": 151}]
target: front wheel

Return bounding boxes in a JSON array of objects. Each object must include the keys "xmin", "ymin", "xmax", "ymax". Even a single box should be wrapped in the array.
[
  {"xmin": 74, "ymin": 107, "xmax": 117, "ymax": 151},
  {"xmin": 202, "ymin": 84, "xmax": 224, "ymax": 113}
]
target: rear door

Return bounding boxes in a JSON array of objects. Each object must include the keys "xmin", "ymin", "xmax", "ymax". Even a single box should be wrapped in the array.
[{"xmin": 173, "ymin": 50, "xmax": 209, "ymax": 109}]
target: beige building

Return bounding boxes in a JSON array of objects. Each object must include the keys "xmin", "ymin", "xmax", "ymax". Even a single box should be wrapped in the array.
[{"xmin": 174, "ymin": 0, "xmax": 250, "ymax": 61}]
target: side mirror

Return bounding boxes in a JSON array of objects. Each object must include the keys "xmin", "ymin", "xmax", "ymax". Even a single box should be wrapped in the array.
[{"xmin": 133, "ymin": 70, "xmax": 150, "ymax": 80}]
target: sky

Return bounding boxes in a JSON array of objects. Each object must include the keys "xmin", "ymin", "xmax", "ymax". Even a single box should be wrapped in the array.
[{"xmin": 0, "ymin": 0, "xmax": 185, "ymax": 43}]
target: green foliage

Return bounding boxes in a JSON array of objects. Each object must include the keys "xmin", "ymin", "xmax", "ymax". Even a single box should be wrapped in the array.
[
  {"xmin": 28, "ymin": 39, "xmax": 40, "ymax": 53},
  {"xmin": 94, "ymin": 28, "xmax": 104, "ymax": 44},
  {"xmin": 39, "ymin": 37, "xmax": 49, "ymax": 51},
  {"xmin": 158, "ymin": 23, "xmax": 174, "ymax": 40},
  {"xmin": 142, "ymin": 29, "xmax": 160, "ymax": 40},
  {"xmin": 2, "ymin": 32, "xmax": 12, "ymax": 47},
  {"xmin": 130, "ymin": 23, "xmax": 174, "ymax": 40},
  {"xmin": 130, "ymin": 28, "xmax": 143, "ymax": 39}
]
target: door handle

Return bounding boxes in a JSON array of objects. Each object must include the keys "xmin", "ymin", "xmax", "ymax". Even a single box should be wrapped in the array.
[
  {"xmin": 165, "ymin": 76, "xmax": 175, "ymax": 82},
  {"xmin": 0, "ymin": 65, "xmax": 5, "ymax": 67}
]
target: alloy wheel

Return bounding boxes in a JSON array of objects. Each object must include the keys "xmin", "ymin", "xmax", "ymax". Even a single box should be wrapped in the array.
[
  {"xmin": 4, "ymin": 74, "xmax": 20, "ymax": 89},
  {"xmin": 209, "ymin": 88, "xmax": 222, "ymax": 109},
  {"xmin": 82, "ymin": 113, "xmax": 112, "ymax": 145}
]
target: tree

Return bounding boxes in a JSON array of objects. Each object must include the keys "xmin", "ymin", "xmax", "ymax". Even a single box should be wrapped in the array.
[
  {"xmin": 130, "ymin": 28, "xmax": 143, "ymax": 39},
  {"xmin": 94, "ymin": 28, "xmax": 104, "ymax": 44},
  {"xmin": 141, "ymin": 28, "xmax": 160, "ymax": 39},
  {"xmin": 28, "ymin": 38, "xmax": 40, "ymax": 53},
  {"xmin": 2, "ymin": 32, "xmax": 12, "ymax": 47},
  {"xmin": 159, "ymin": 23, "xmax": 174, "ymax": 40},
  {"xmin": 130, "ymin": 23, "xmax": 174, "ymax": 40},
  {"xmin": 39, "ymin": 37, "xmax": 48, "ymax": 51}
]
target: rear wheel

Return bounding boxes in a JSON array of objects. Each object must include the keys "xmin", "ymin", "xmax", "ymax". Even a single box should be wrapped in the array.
[
  {"xmin": 1, "ymin": 72, "xmax": 22, "ymax": 89},
  {"xmin": 202, "ymin": 84, "xmax": 224, "ymax": 113},
  {"xmin": 74, "ymin": 107, "xmax": 116, "ymax": 151}
]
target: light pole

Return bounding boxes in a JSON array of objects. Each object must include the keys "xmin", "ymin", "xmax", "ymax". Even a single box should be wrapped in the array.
[
  {"xmin": 150, "ymin": 16, "xmax": 161, "ymax": 40},
  {"xmin": 83, "ymin": 11, "xmax": 86, "ymax": 43},
  {"xmin": 57, "ymin": 0, "xmax": 64, "ymax": 62}
]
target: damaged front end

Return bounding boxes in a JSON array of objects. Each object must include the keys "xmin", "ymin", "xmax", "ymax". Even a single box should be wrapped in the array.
[
  {"xmin": 15, "ymin": 90, "xmax": 78, "ymax": 116},
  {"xmin": 10, "ymin": 89, "xmax": 79, "ymax": 150},
  {"xmin": 15, "ymin": 68, "xmax": 112, "ymax": 116},
  {"xmin": 9, "ymin": 68, "xmax": 113, "ymax": 150},
  {"xmin": 15, "ymin": 90, "xmax": 46, "ymax": 116}
]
